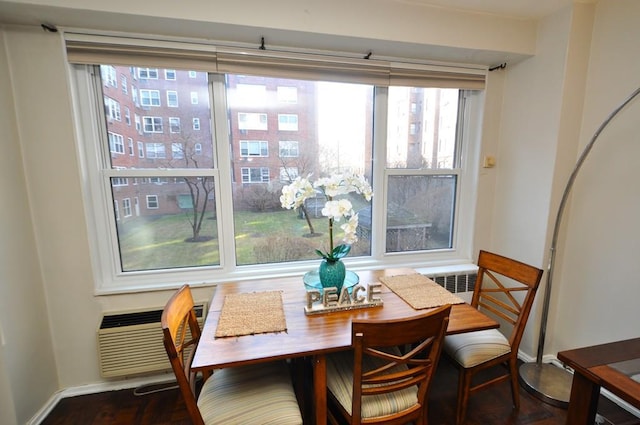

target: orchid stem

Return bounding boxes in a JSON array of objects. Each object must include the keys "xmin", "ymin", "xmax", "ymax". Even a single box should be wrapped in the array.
[{"xmin": 328, "ymin": 217, "xmax": 334, "ymax": 256}]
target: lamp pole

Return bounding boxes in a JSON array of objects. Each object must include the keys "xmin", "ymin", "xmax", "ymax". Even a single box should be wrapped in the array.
[{"xmin": 519, "ymin": 87, "xmax": 640, "ymax": 407}]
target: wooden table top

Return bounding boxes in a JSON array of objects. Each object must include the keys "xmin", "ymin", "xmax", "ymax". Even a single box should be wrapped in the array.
[
  {"xmin": 558, "ymin": 337, "xmax": 640, "ymax": 409},
  {"xmin": 192, "ymin": 268, "xmax": 499, "ymax": 371}
]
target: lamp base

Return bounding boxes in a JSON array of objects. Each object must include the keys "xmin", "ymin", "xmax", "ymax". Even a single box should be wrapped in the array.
[{"xmin": 519, "ymin": 362, "xmax": 572, "ymax": 408}]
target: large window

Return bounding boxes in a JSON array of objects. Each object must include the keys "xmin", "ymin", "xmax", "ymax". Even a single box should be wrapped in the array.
[{"xmin": 70, "ymin": 46, "xmax": 483, "ymax": 292}]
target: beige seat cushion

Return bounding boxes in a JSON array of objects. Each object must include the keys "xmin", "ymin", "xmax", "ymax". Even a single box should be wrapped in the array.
[
  {"xmin": 444, "ymin": 329, "xmax": 511, "ymax": 368},
  {"xmin": 327, "ymin": 348, "xmax": 419, "ymax": 419},
  {"xmin": 198, "ymin": 361, "xmax": 302, "ymax": 425}
]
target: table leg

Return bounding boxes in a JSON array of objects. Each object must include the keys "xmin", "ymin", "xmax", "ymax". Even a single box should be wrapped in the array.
[
  {"xmin": 566, "ymin": 372, "xmax": 600, "ymax": 424},
  {"xmin": 313, "ymin": 354, "xmax": 327, "ymax": 425}
]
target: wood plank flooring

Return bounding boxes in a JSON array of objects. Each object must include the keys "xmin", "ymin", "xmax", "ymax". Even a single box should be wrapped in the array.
[{"xmin": 41, "ymin": 358, "xmax": 640, "ymax": 425}]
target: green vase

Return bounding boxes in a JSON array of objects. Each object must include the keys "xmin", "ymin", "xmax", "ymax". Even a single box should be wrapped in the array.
[{"xmin": 318, "ymin": 259, "xmax": 346, "ymax": 292}]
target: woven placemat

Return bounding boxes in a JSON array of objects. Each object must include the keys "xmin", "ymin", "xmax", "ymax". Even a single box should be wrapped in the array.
[
  {"xmin": 379, "ymin": 273, "xmax": 465, "ymax": 310},
  {"xmin": 215, "ymin": 291, "xmax": 287, "ymax": 338}
]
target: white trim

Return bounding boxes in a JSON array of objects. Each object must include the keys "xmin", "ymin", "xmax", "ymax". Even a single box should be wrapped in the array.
[{"xmin": 27, "ymin": 373, "xmax": 177, "ymax": 425}]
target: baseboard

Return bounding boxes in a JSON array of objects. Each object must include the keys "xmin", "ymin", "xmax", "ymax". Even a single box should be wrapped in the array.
[{"xmin": 27, "ymin": 372, "xmax": 177, "ymax": 425}]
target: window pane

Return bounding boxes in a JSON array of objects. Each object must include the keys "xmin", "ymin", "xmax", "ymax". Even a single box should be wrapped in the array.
[
  {"xmin": 385, "ymin": 175, "xmax": 456, "ymax": 252},
  {"xmin": 226, "ymin": 75, "xmax": 374, "ymax": 265},
  {"xmin": 387, "ymin": 87, "xmax": 459, "ymax": 169},
  {"xmin": 100, "ymin": 65, "xmax": 212, "ymax": 169},
  {"xmin": 111, "ymin": 176, "xmax": 219, "ymax": 271}
]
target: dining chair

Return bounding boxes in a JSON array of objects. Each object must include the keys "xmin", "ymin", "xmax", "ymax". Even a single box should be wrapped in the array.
[
  {"xmin": 325, "ymin": 304, "xmax": 451, "ymax": 425},
  {"xmin": 443, "ymin": 250, "xmax": 543, "ymax": 425},
  {"xmin": 161, "ymin": 284, "xmax": 303, "ymax": 425}
]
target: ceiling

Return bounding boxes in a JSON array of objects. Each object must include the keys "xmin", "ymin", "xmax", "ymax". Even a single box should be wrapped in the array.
[
  {"xmin": 397, "ymin": 0, "xmax": 581, "ymax": 19},
  {"xmin": 0, "ymin": 0, "xmax": 587, "ymax": 66}
]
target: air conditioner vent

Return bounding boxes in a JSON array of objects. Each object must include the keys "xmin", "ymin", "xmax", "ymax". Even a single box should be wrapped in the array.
[{"xmin": 100, "ymin": 310, "xmax": 162, "ymax": 329}]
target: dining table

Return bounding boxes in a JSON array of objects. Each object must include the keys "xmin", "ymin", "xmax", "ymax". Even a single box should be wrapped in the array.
[{"xmin": 191, "ymin": 267, "xmax": 499, "ymax": 425}]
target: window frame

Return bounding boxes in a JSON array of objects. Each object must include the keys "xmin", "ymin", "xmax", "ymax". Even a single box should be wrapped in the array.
[{"xmin": 70, "ymin": 56, "xmax": 483, "ymax": 294}]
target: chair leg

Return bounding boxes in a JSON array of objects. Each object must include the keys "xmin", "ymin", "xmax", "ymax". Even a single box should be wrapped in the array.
[
  {"xmin": 456, "ymin": 368, "xmax": 472, "ymax": 425},
  {"xmin": 508, "ymin": 359, "xmax": 520, "ymax": 409}
]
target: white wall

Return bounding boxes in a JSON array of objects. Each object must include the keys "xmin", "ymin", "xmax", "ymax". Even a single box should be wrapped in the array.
[
  {"xmin": 492, "ymin": 4, "xmax": 598, "ymax": 359},
  {"xmin": 550, "ymin": 0, "xmax": 640, "ymax": 355},
  {"xmin": 0, "ymin": 28, "xmax": 58, "ymax": 425}
]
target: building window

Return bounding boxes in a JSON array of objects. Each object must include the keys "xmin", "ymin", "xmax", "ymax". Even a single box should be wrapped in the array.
[
  {"xmin": 167, "ymin": 90, "xmax": 178, "ymax": 107},
  {"xmin": 74, "ymin": 58, "xmax": 481, "ymax": 291},
  {"xmin": 145, "ymin": 143, "xmax": 166, "ymax": 159},
  {"xmin": 165, "ymin": 69, "xmax": 176, "ymax": 80},
  {"xmin": 238, "ymin": 112, "xmax": 267, "ymax": 130},
  {"xmin": 138, "ymin": 67, "xmax": 159, "ymax": 79},
  {"xmin": 108, "ymin": 132, "xmax": 124, "ymax": 154},
  {"xmin": 101, "ymin": 65, "xmax": 117, "ymax": 87},
  {"xmin": 146, "ymin": 195, "xmax": 159, "ymax": 209},
  {"xmin": 241, "ymin": 167, "xmax": 270, "ymax": 183},
  {"xmin": 104, "ymin": 97, "xmax": 121, "ymax": 121},
  {"xmin": 278, "ymin": 114, "xmax": 298, "ymax": 131},
  {"xmin": 143, "ymin": 116, "xmax": 163, "ymax": 133},
  {"xmin": 279, "ymin": 140, "xmax": 299, "ymax": 157},
  {"xmin": 121, "ymin": 75, "xmax": 128, "ymax": 93},
  {"xmin": 140, "ymin": 89, "xmax": 161, "ymax": 107},
  {"xmin": 169, "ymin": 117, "xmax": 181, "ymax": 133},
  {"xmin": 279, "ymin": 167, "xmax": 299, "ymax": 182},
  {"xmin": 125, "ymin": 107, "xmax": 131, "ymax": 125},
  {"xmin": 112, "ymin": 176, "xmax": 129, "ymax": 186},
  {"xmin": 122, "ymin": 198, "xmax": 132, "ymax": 217},
  {"xmin": 189, "ymin": 71, "xmax": 197, "ymax": 78},
  {"xmin": 240, "ymin": 140, "xmax": 268, "ymax": 157},
  {"xmin": 172, "ymin": 142, "xmax": 184, "ymax": 159},
  {"xmin": 190, "ymin": 92, "xmax": 198, "ymax": 104}
]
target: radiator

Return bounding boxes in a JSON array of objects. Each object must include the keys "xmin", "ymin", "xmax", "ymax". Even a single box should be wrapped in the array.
[
  {"xmin": 426, "ymin": 271, "xmax": 477, "ymax": 294},
  {"xmin": 97, "ymin": 303, "xmax": 206, "ymax": 378}
]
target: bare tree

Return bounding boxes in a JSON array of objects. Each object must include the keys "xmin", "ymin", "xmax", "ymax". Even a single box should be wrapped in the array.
[
  {"xmin": 167, "ymin": 127, "xmax": 215, "ymax": 242},
  {"xmin": 279, "ymin": 153, "xmax": 320, "ymax": 236}
]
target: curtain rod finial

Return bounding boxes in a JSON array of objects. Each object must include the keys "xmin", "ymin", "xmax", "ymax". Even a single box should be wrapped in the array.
[
  {"xmin": 41, "ymin": 23, "xmax": 58, "ymax": 33},
  {"xmin": 489, "ymin": 62, "xmax": 506, "ymax": 71}
]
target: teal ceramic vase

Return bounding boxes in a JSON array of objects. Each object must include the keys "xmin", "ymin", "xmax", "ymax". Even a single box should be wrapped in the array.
[{"xmin": 318, "ymin": 258, "xmax": 346, "ymax": 292}]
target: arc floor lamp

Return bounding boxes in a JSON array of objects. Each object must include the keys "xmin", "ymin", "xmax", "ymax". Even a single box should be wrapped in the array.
[{"xmin": 519, "ymin": 86, "xmax": 640, "ymax": 406}]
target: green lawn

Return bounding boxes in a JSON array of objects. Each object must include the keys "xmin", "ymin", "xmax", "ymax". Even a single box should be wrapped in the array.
[
  {"xmin": 117, "ymin": 206, "xmax": 449, "ymax": 270},
  {"xmin": 118, "ymin": 214, "xmax": 220, "ymax": 271},
  {"xmin": 117, "ymin": 210, "xmax": 339, "ymax": 270}
]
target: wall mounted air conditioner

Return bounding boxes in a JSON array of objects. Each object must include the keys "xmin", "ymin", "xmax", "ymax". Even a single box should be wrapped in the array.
[{"xmin": 97, "ymin": 302, "xmax": 207, "ymax": 378}]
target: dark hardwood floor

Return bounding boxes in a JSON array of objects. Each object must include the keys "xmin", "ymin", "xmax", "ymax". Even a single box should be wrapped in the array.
[{"xmin": 42, "ymin": 358, "xmax": 640, "ymax": 425}]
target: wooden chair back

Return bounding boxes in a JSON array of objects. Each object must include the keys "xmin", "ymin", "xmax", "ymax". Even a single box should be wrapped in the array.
[
  {"xmin": 349, "ymin": 304, "xmax": 451, "ymax": 425},
  {"xmin": 472, "ymin": 250, "xmax": 543, "ymax": 352},
  {"xmin": 161, "ymin": 284, "xmax": 210, "ymax": 425}
]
